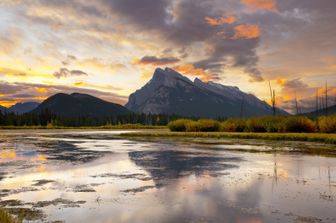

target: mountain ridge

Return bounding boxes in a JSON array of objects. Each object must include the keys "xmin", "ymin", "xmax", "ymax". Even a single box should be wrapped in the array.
[
  {"xmin": 8, "ymin": 102, "xmax": 40, "ymax": 114},
  {"xmin": 0, "ymin": 102, "xmax": 40, "ymax": 114},
  {"xmin": 126, "ymin": 67, "xmax": 288, "ymax": 118},
  {"xmin": 31, "ymin": 93, "xmax": 131, "ymax": 117}
]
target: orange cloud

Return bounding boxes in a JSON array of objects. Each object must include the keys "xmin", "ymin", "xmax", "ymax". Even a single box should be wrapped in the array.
[
  {"xmin": 36, "ymin": 87, "xmax": 48, "ymax": 93},
  {"xmin": 74, "ymin": 82, "xmax": 84, "ymax": 86},
  {"xmin": 0, "ymin": 100, "xmax": 15, "ymax": 107},
  {"xmin": 233, "ymin": 24, "xmax": 261, "ymax": 39},
  {"xmin": 276, "ymin": 79, "xmax": 286, "ymax": 85},
  {"xmin": 241, "ymin": 0, "xmax": 278, "ymax": 12},
  {"xmin": 205, "ymin": 15, "xmax": 237, "ymax": 26},
  {"xmin": 174, "ymin": 64, "xmax": 213, "ymax": 82},
  {"xmin": 317, "ymin": 86, "xmax": 336, "ymax": 96}
]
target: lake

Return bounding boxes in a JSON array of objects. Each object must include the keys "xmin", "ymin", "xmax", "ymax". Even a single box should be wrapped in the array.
[{"xmin": 0, "ymin": 130, "xmax": 335, "ymax": 223}]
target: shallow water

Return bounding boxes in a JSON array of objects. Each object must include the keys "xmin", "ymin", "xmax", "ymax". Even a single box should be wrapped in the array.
[{"xmin": 0, "ymin": 130, "xmax": 335, "ymax": 223}]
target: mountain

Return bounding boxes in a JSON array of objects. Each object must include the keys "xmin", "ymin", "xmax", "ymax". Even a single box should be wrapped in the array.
[
  {"xmin": 126, "ymin": 68, "xmax": 287, "ymax": 118},
  {"xmin": 32, "ymin": 93, "xmax": 131, "ymax": 117},
  {"xmin": 0, "ymin": 105, "xmax": 7, "ymax": 113},
  {"xmin": 303, "ymin": 104, "xmax": 336, "ymax": 117},
  {"xmin": 7, "ymin": 102, "xmax": 40, "ymax": 114},
  {"xmin": 280, "ymin": 96, "xmax": 336, "ymax": 114}
]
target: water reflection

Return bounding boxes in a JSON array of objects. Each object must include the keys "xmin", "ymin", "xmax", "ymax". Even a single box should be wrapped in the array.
[
  {"xmin": 128, "ymin": 150, "xmax": 242, "ymax": 187},
  {"xmin": 0, "ymin": 149, "xmax": 17, "ymax": 160},
  {"xmin": 0, "ymin": 130, "xmax": 335, "ymax": 223}
]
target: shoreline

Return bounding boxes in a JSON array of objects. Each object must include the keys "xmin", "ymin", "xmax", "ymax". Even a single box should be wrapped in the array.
[
  {"xmin": 1, "ymin": 127, "xmax": 335, "ymax": 145},
  {"xmin": 120, "ymin": 130, "xmax": 336, "ymax": 145}
]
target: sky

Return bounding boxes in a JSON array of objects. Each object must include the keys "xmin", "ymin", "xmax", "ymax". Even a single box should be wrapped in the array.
[{"xmin": 0, "ymin": 0, "xmax": 335, "ymax": 113}]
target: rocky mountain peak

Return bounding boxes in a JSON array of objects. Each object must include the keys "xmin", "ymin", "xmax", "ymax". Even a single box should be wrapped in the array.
[
  {"xmin": 126, "ymin": 67, "xmax": 288, "ymax": 117},
  {"xmin": 151, "ymin": 67, "xmax": 192, "ymax": 87}
]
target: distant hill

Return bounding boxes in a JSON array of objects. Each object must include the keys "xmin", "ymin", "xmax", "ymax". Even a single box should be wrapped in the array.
[
  {"xmin": 7, "ymin": 102, "xmax": 40, "ymax": 114},
  {"xmin": 126, "ymin": 67, "xmax": 288, "ymax": 118},
  {"xmin": 303, "ymin": 104, "xmax": 336, "ymax": 117},
  {"xmin": 32, "ymin": 93, "xmax": 131, "ymax": 117}
]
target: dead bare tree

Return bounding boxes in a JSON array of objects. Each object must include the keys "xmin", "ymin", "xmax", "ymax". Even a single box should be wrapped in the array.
[
  {"xmin": 321, "ymin": 96, "xmax": 325, "ymax": 113},
  {"xmin": 316, "ymin": 89, "xmax": 319, "ymax": 117},
  {"xmin": 294, "ymin": 92, "xmax": 299, "ymax": 115},
  {"xmin": 325, "ymin": 81, "xmax": 328, "ymax": 116},
  {"xmin": 269, "ymin": 81, "xmax": 276, "ymax": 116}
]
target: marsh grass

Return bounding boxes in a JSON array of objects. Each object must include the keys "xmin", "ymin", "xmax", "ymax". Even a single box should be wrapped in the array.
[
  {"xmin": 318, "ymin": 116, "xmax": 336, "ymax": 133},
  {"xmin": 121, "ymin": 131, "xmax": 336, "ymax": 145},
  {"xmin": 220, "ymin": 118, "xmax": 246, "ymax": 132},
  {"xmin": 0, "ymin": 208, "xmax": 19, "ymax": 223},
  {"xmin": 168, "ymin": 119, "xmax": 220, "ymax": 132},
  {"xmin": 168, "ymin": 116, "xmax": 336, "ymax": 133}
]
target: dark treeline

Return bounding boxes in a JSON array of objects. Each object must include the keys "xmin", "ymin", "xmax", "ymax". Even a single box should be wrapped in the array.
[{"xmin": 0, "ymin": 109, "xmax": 186, "ymax": 127}]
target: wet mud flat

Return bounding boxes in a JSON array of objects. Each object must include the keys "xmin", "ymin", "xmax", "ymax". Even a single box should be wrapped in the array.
[{"xmin": 0, "ymin": 130, "xmax": 335, "ymax": 223}]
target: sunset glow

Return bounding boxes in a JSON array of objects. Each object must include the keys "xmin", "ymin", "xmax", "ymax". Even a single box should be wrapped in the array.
[{"xmin": 0, "ymin": 0, "xmax": 335, "ymax": 113}]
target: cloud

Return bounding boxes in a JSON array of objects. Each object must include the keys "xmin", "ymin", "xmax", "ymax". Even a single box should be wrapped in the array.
[
  {"xmin": 0, "ymin": 82, "xmax": 26, "ymax": 94},
  {"xmin": 134, "ymin": 56, "xmax": 180, "ymax": 66},
  {"xmin": 278, "ymin": 78, "xmax": 311, "ymax": 101},
  {"xmin": 53, "ymin": 68, "xmax": 88, "ymax": 78},
  {"xmin": 0, "ymin": 81, "xmax": 128, "ymax": 106},
  {"xmin": 282, "ymin": 78, "xmax": 309, "ymax": 89},
  {"xmin": 0, "ymin": 0, "xmax": 267, "ymax": 82},
  {"xmin": 174, "ymin": 64, "xmax": 218, "ymax": 82},
  {"xmin": 62, "ymin": 54, "xmax": 77, "ymax": 66},
  {"xmin": 205, "ymin": 15, "xmax": 236, "ymax": 26},
  {"xmin": 101, "ymin": 0, "xmax": 264, "ymax": 81},
  {"xmin": 241, "ymin": 0, "xmax": 278, "ymax": 12},
  {"xmin": 75, "ymin": 57, "xmax": 126, "ymax": 73},
  {"xmin": 279, "ymin": 86, "xmax": 336, "ymax": 114},
  {"xmin": 0, "ymin": 27, "xmax": 23, "ymax": 54},
  {"xmin": 233, "ymin": 24, "xmax": 261, "ymax": 39},
  {"xmin": 0, "ymin": 0, "xmax": 22, "ymax": 6},
  {"xmin": 0, "ymin": 67, "xmax": 27, "ymax": 77}
]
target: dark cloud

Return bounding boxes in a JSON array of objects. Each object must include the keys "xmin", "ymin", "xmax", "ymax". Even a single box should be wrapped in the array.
[
  {"xmin": 137, "ymin": 56, "xmax": 180, "ymax": 65},
  {"xmin": 14, "ymin": 0, "xmax": 266, "ymax": 81},
  {"xmin": 70, "ymin": 70, "xmax": 88, "ymax": 76},
  {"xmin": 0, "ymin": 82, "xmax": 26, "ymax": 94},
  {"xmin": 1, "ymin": 93, "xmax": 36, "ymax": 101},
  {"xmin": 53, "ymin": 68, "xmax": 88, "ymax": 78},
  {"xmin": 7, "ymin": 0, "xmax": 336, "ymax": 84},
  {"xmin": 13, "ymin": 93, "xmax": 35, "ymax": 98},
  {"xmin": 102, "ymin": 0, "xmax": 170, "ymax": 30},
  {"xmin": 102, "ymin": 0, "xmax": 264, "ymax": 81},
  {"xmin": 282, "ymin": 78, "xmax": 309, "ymax": 89},
  {"xmin": 62, "ymin": 54, "xmax": 77, "ymax": 66}
]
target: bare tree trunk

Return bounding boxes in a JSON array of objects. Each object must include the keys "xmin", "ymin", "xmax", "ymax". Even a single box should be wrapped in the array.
[
  {"xmin": 269, "ymin": 81, "xmax": 276, "ymax": 116},
  {"xmin": 325, "ymin": 81, "xmax": 328, "ymax": 116},
  {"xmin": 316, "ymin": 89, "xmax": 319, "ymax": 117},
  {"xmin": 295, "ymin": 92, "xmax": 299, "ymax": 115}
]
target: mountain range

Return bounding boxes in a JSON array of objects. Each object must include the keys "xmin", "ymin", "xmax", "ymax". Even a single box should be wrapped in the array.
[
  {"xmin": 303, "ymin": 104, "xmax": 336, "ymax": 117},
  {"xmin": 0, "ymin": 102, "xmax": 40, "ymax": 114},
  {"xmin": 0, "ymin": 105, "xmax": 7, "ymax": 114},
  {"xmin": 126, "ymin": 68, "xmax": 287, "ymax": 118},
  {"xmin": 8, "ymin": 102, "xmax": 40, "ymax": 114},
  {"xmin": 3, "ymin": 67, "xmax": 335, "ymax": 118}
]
